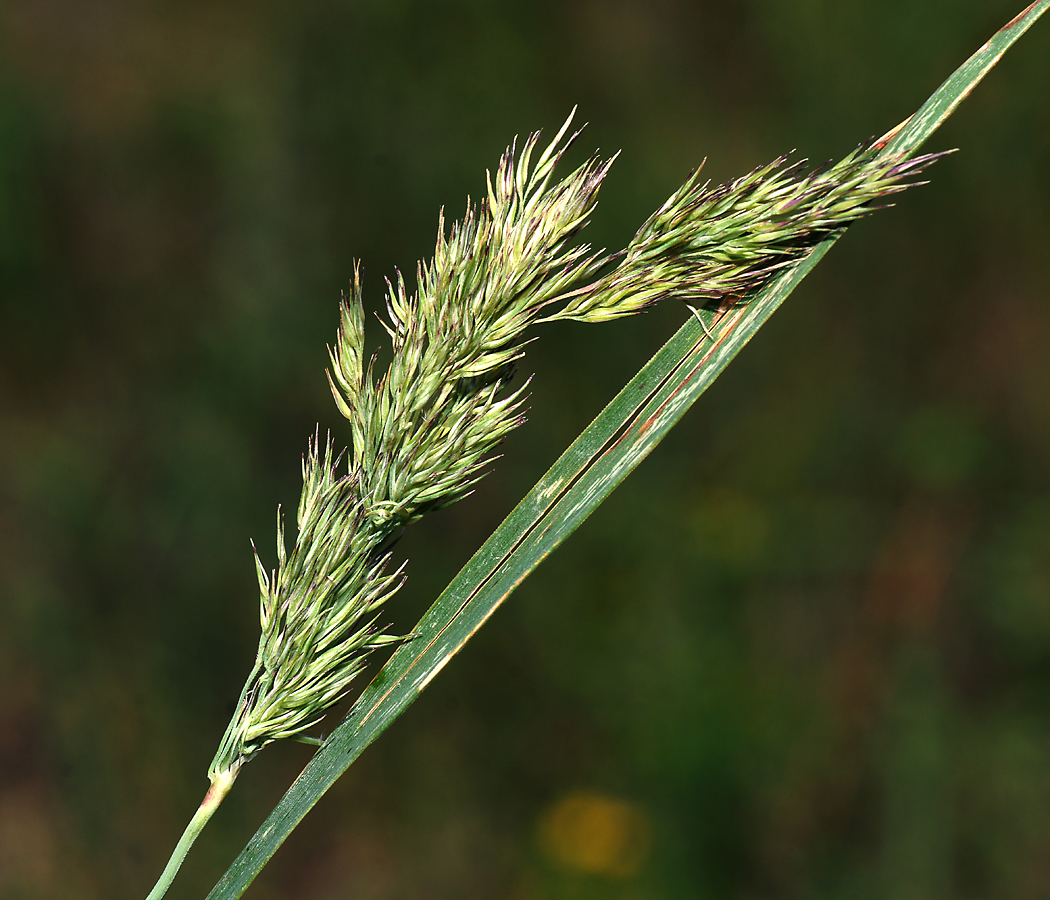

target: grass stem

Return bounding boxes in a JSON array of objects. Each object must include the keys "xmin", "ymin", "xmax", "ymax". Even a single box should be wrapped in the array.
[{"xmin": 145, "ymin": 764, "xmax": 241, "ymax": 900}]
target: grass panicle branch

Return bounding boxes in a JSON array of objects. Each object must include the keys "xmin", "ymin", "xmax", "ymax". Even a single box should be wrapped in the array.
[
  {"xmin": 209, "ymin": 111, "xmax": 618, "ymax": 781},
  {"xmin": 546, "ymin": 142, "xmax": 948, "ymax": 324}
]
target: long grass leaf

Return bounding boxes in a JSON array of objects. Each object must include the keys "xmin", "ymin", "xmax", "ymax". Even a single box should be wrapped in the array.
[{"xmin": 208, "ymin": 4, "xmax": 1049, "ymax": 896}]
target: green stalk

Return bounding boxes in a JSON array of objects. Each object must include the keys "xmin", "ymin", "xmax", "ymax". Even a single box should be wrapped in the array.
[{"xmin": 144, "ymin": 765, "xmax": 241, "ymax": 900}]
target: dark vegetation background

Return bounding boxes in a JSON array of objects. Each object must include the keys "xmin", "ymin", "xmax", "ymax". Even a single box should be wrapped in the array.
[{"xmin": 2, "ymin": 1, "xmax": 1050, "ymax": 898}]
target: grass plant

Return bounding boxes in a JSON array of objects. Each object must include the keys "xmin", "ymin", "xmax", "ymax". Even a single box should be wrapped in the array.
[{"xmin": 140, "ymin": 4, "xmax": 1050, "ymax": 898}]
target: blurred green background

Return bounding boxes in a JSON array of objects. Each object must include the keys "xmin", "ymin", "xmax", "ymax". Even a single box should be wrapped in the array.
[{"xmin": 2, "ymin": 1, "xmax": 1049, "ymax": 898}]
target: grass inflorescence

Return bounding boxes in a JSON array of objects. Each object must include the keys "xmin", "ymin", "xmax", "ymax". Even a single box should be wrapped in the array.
[{"xmin": 145, "ymin": 110, "xmax": 941, "ymax": 900}]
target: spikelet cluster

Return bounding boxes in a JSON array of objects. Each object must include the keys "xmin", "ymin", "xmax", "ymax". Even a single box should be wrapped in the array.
[
  {"xmin": 208, "ymin": 114, "xmax": 943, "ymax": 780},
  {"xmin": 209, "ymin": 114, "xmax": 613, "ymax": 777},
  {"xmin": 330, "ymin": 114, "xmax": 613, "ymax": 530},
  {"xmin": 546, "ymin": 143, "xmax": 947, "ymax": 323}
]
